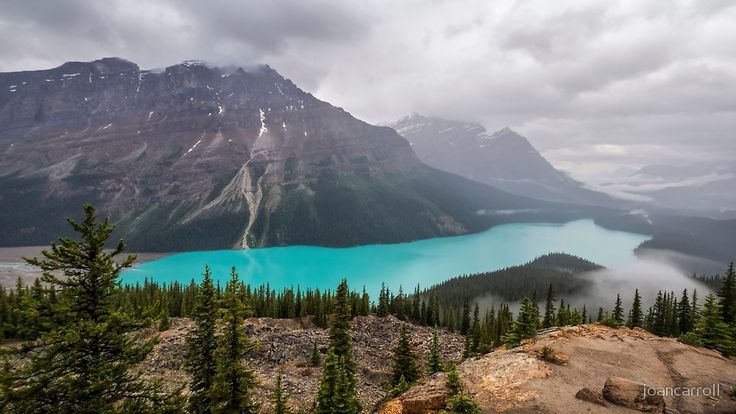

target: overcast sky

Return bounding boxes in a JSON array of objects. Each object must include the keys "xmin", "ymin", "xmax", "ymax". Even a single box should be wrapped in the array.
[{"xmin": 1, "ymin": 0, "xmax": 734, "ymax": 182}]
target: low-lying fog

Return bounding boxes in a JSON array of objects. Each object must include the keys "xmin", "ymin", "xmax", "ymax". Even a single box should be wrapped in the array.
[{"xmin": 479, "ymin": 249, "xmax": 723, "ymax": 317}]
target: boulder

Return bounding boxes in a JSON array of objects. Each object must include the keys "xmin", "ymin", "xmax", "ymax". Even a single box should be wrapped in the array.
[
  {"xmin": 602, "ymin": 377, "xmax": 666, "ymax": 412},
  {"xmin": 379, "ymin": 377, "xmax": 448, "ymax": 414},
  {"xmin": 575, "ymin": 387, "xmax": 607, "ymax": 407},
  {"xmin": 401, "ymin": 381, "xmax": 448, "ymax": 414}
]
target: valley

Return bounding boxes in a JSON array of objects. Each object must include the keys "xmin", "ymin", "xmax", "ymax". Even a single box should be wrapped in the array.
[{"xmin": 2, "ymin": 2, "xmax": 736, "ymax": 413}]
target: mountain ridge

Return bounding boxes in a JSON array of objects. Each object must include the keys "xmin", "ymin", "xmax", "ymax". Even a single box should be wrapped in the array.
[
  {"xmin": 0, "ymin": 58, "xmax": 582, "ymax": 251},
  {"xmin": 388, "ymin": 113, "xmax": 617, "ymax": 207}
]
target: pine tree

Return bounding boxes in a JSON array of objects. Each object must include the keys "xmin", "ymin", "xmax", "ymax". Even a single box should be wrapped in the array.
[
  {"xmin": 185, "ymin": 265, "xmax": 219, "ymax": 414},
  {"xmin": 391, "ymin": 325, "xmax": 420, "ymax": 387},
  {"xmin": 542, "ymin": 284, "xmax": 556, "ymax": 328},
  {"xmin": 211, "ymin": 267, "xmax": 259, "ymax": 414},
  {"xmin": 315, "ymin": 279, "xmax": 360, "ymax": 414},
  {"xmin": 411, "ymin": 285, "xmax": 421, "ymax": 321},
  {"xmin": 316, "ymin": 348, "xmax": 339, "ymax": 414},
  {"xmin": 311, "ymin": 340, "xmax": 321, "ymax": 367},
  {"xmin": 694, "ymin": 294, "xmax": 736, "ymax": 356},
  {"xmin": 427, "ymin": 326, "xmax": 443, "ymax": 374},
  {"xmin": 677, "ymin": 289, "xmax": 694, "ymax": 335},
  {"xmin": 332, "ymin": 363, "xmax": 359, "ymax": 414},
  {"xmin": 530, "ymin": 290, "xmax": 540, "ymax": 330},
  {"xmin": 445, "ymin": 364, "xmax": 462, "ymax": 396},
  {"xmin": 718, "ymin": 262, "xmax": 736, "ymax": 326},
  {"xmin": 471, "ymin": 303, "xmax": 481, "ymax": 352},
  {"xmin": 582, "ymin": 305, "xmax": 587, "ymax": 323},
  {"xmin": 272, "ymin": 372, "xmax": 291, "ymax": 414},
  {"xmin": 692, "ymin": 289, "xmax": 699, "ymax": 314},
  {"xmin": 330, "ymin": 280, "xmax": 355, "ymax": 362},
  {"xmin": 556, "ymin": 298, "xmax": 569, "ymax": 326},
  {"xmin": 502, "ymin": 297, "xmax": 537, "ymax": 347},
  {"xmin": 0, "ymin": 205, "xmax": 182, "ymax": 413},
  {"xmin": 428, "ymin": 293, "xmax": 440, "ymax": 327},
  {"xmin": 158, "ymin": 299, "xmax": 171, "ymax": 332},
  {"xmin": 627, "ymin": 289, "xmax": 643, "ymax": 328},
  {"xmin": 460, "ymin": 299, "xmax": 471, "ymax": 335},
  {"xmin": 377, "ymin": 283, "xmax": 390, "ymax": 317},
  {"xmin": 613, "ymin": 293, "xmax": 624, "ymax": 325}
]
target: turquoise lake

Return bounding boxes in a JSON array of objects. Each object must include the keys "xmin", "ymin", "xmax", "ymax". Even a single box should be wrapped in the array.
[{"xmin": 121, "ymin": 219, "xmax": 650, "ymax": 295}]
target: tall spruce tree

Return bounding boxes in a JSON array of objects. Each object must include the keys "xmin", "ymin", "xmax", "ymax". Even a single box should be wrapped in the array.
[
  {"xmin": 272, "ymin": 372, "xmax": 291, "ymax": 414},
  {"xmin": 677, "ymin": 289, "xmax": 694, "ymax": 335},
  {"xmin": 211, "ymin": 267, "xmax": 259, "ymax": 414},
  {"xmin": 311, "ymin": 340, "xmax": 322, "ymax": 367},
  {"xmin": 556, "ymin": 298, "xmax": 569, "ymax": 326},
  {"xmin": 460, "ymin": 299, "xmax": 471, "ymax": 335},
  {"xmin": 316, "ymin": 348, "xmax": 339, "ymax": 414},
  {"xmin": 471, "ymin": 303, "xmax": 481, "ymax": 352},
  {"xmin": 530, "ymin": 291, "xmax": 540, "ymax": 330},
  {"xmin": 391, "ymin": 325, "xmax": 420, "ymax": 387},
  {"xmin": 427, "ymin": 326, "xmax": 443, "ymax": 374},
  {"xmin": 502, "ymin": 297, "xmax": 537, "ymax": 347},
  {"xmin": 718, "ymin": 262, "xmax": 736, "ymax": 326},
  {"xmin": 612, "ymin": 294, "xmax": 625, "ymax": 325},
  {"xmin": 411, "ymin": 285, "xmax": 421, "ymax": 321},
  {"xmin": 377, "ymin": 283, "xmax": 390, "ymax": 317},
  {"xmin": 694, "ymin": 294, "xmax": 736, "ymax": 356},
  {"xmin": 542, "ymin": 284, "xmax": 556, "ymax": 328},
  {"xmin": 0, "ymin": 205, "xmax": 182, "ymax": 413},
  {"xmin": 627, "ymin": 289, "xmax": 643, "ymax": 328},
  {"xmin": 315, "ymin": 279, "xmax": 360, "ymax": 414},
  {"xmin": 185, "ymin": 266, "xmax": 219, "ymax": 414}
]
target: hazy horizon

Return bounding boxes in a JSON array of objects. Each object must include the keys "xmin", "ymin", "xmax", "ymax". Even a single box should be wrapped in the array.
[{"xmin": 2, "ymin": 0, "xmax": 735, "ymax": 184}]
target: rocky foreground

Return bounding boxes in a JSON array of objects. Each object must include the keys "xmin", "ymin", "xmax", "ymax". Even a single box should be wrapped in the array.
[
  {"xmin": 142, "ymin": 315, "xmax": 465, "ymax": 412},
  {"xmin": 143, "ymin": 318, "xmax": 736, "ymax": 413},
  {"xmin": 383, "ymin": 324, "xmax": 736, "ymax": 414}
]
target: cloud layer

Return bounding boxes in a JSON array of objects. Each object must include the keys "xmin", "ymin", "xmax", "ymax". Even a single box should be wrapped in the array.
[{"xmin": 1, "ymin": 0, "xmax": 734, "ymax": 180}]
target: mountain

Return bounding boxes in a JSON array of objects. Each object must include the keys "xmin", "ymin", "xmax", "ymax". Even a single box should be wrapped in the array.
[
  {"xmin": 0, "ymin": 58, "xmax": 577, "ymax": 252},
  {"xmin": 387, "ymin": 114, "xmax": 615, "ymax": 206},
  {"xmin": 598, "ymin": 160, "xmax": 736, "ymax": 216}
]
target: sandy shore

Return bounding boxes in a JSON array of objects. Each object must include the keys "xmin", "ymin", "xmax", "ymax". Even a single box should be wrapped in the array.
[{"xmin": 0, "ymin": 246, "xmax": 168, "ymax": 288}]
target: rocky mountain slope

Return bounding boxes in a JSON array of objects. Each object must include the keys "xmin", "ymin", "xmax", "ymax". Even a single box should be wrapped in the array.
[
  {"xmin": 388, "ymin": 114, "xmax": 616, "ymax": 206},
  {"xmin": 141, "ymin": 316, "xmax": 465, "ymax": 412},
  {"xmin": 382, "ymin": 324, "xmax": 736, "ymax": 414},
  {"xmin": 0, "ymin": 58, "xmax": 577, "ymax": 251},
  {"xmin": 144, "ymin": 317, "xmax": 736, "ymax": 414}
]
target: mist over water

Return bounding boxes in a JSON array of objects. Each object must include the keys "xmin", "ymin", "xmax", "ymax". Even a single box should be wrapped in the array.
[
  {"xmin": 572, "ymin": 255, "xmax": 714, "ymax": 314},
  {"xmin": 475, "ymin": 252, "xmax": 717, "ymax": 318}
]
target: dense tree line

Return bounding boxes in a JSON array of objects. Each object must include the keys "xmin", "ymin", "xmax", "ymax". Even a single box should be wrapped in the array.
[{"xmin": 424, "ymin": 253, "xmax": 601, "ymax": 309}]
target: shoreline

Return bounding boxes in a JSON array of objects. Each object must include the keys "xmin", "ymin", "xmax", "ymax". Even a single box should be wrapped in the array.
[{"xmin": 0, "ymin": 246, "xmax": 169, "ymax": 288}]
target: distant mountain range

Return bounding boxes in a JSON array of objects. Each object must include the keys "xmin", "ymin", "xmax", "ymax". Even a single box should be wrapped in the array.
[
  {"xmin": 599, "ymin": 160, "xmax": 736, "ymax": 217},
  {"xmin": 387, "ymin": 114, "xmax": 615, "ymax": 206},
  {"xmin": 0, "ymin": 58, "xmax": 584, "ymax": 251}
]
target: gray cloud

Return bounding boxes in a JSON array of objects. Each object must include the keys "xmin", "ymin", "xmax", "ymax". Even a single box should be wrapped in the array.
[{"xmin": 1, "ymin": 0, "xmax": 734, "ymax": 181}]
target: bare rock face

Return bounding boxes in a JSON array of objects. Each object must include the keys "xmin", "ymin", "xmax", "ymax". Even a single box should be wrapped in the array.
[
  {"xmin": 602, "ymin": 377, "xmax": 665, "ymax": 412},
  {"xmin": 400, "ymin": 376, "xmax": 448, "ymax": 414},
  {"xmin": 378, "ymin": 374, "xmax": 448, "ymax": 414},
  {"xmin": 2, "ymin": 58, "xmax": 554, "ymax": 252},
  {"xmin": 575, "ymin": 387, "xmax": 607, "ymax": 407},
  {"xmin": 384, "ymin": 324, "xmax": 736, "ymax": 414}
]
